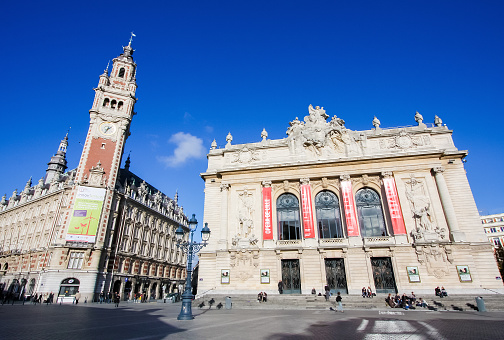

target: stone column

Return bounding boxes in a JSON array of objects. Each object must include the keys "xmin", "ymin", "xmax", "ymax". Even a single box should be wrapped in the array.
[
  {"xmin": 219, "ymin": 183, "xmax": 230, "ymax": 250},
  {"xmin": 433, "ymin": 167, "xmax": 466, "ymax": 242}
]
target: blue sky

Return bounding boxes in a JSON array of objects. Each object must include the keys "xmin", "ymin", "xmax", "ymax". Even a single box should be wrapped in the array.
[{"xmin": 1, "ymin": 0, "xmax": 503, "ymax": 232}]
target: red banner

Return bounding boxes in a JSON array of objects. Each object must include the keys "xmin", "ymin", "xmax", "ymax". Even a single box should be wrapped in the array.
[
  {"xmin": 262, "ymin": 187, "xmax": 273, "ymax": 240},
  {"xmin": 341, "ymin": 180, "xmax": 360, "ymax": 236},
  {"xmin": 383, "ymin": 177, "xmax": 407, "ymax": 235},
  {"xmin": 300, "ymin": 184, "xmax": 315, "ymax": 238}
]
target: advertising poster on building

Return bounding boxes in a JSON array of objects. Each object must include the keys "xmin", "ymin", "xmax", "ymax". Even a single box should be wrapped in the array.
[
  {"xmin": 262, "ymin": 187, "xmax": 273, "ymax": 240},
  {"xmin": 341, "ymin": 180, "xmax": 359, "ymax": 236},
  {"xmin": 260, "ymin": 269, "xmax": 270, "ymax": 284},
  {"xmin": 456, "ymin": 265, "xmax": 472, "ymax": 282},
  {"xmin": 300, "ymin": 184, "xmax": 315, "ymax": 238},
  {"xmin": 383, "ymin": 177, "xmax": 407, "ymax": 235},
  {"xmin": 406, "ymin": 266, "xmax": 421, "ymax": 282},
  {"xmin": 66, "ymin": 186, "xmax": 106, "ymax": 243},
  {"xmin": 221, "ymin": 269, "xmax": 230, "ymax": 284}
]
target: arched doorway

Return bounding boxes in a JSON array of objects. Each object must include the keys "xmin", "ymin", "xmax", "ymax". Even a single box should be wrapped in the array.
[
  {"xmin": 58, "ymin": 278, "xmax": 80, "ymax": 303},
  {"xmin": 150, "ymin": 282, "xmax": 157, "ymax": 300},
  {"xmin": 124, "ymin": 281, "xmax": 132, "ymax": 301},
  {"xmin": 113, "ymin": 280, "xmax": 121, "ymax": 294}
]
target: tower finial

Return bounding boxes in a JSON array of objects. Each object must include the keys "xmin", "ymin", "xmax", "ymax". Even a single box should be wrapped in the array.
[
  {"xmin": 124, "ymin": 152, "xmax": 131, "ymax": 171},
  {"xmin": 105, "ymin": 60, "xmax": 110, "ymax": 72},
  {"xmin": 129, "ymin": 32, "xmax": 136, "ymax": 47}
]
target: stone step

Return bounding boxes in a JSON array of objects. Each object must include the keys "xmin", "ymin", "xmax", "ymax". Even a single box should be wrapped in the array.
[{"xmin": 193, "ymin": 294, "xmax": 504, "ymax": 311}]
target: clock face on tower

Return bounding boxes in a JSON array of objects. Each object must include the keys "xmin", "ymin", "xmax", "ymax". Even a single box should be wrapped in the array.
[{"xmin": 99, "ymin": 122, "xmax": 117, "ymax": 136}]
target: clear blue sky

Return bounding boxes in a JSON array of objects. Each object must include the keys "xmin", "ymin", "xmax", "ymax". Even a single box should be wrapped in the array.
[{"xmin": 1, "ymin": 0, "xmax": 503, "ymax": 231}]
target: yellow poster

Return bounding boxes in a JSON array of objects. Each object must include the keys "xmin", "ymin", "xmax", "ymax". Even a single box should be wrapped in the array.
[{"xmin": 66, "ymin": 186, "xmax": 106, "ymax": 243}]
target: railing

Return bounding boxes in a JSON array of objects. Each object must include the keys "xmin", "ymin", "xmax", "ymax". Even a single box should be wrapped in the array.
[
  {"xmin": 277, "ymin": 240, "xmax": 302, "ymax": 246},
  {"xmin": 363, "ymin": 236, "xmax": 393, "ymax": 246}
]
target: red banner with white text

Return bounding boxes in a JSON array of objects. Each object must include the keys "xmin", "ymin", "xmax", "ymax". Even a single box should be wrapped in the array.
[
  {"xmin": 383, "ymin": 177, "xmax": 407, "ymax": 235},
  {"xmin": 300, "ymin": 184, "xmax": 315, "ymax": 238},
  {"xmin": 341, "ymin": 180, "xmax": 360, "ymax": 237},
  {"xmin": 262, "ymin": 186, "xmax": 273, "ymax": 240}
]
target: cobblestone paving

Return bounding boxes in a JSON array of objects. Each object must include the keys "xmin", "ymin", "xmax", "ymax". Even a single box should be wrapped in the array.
[{"xmin": 1, "ymin": 301, "xmax": 503, "ymax": 339}]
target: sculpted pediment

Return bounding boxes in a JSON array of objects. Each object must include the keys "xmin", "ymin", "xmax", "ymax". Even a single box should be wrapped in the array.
[{"xmin": 286, "ymin": 105, "xmax": 363, "ymax": 158}]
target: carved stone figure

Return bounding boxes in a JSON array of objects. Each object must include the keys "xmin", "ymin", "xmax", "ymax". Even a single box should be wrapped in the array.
[
  {"xmin": 237, "ymin": 189, "xmax": 254, "ymax": 238},
  {"xmin": 372, "ymin": 116, "xmax": 381, "ymax": 129},
  {"xmin": 434, "ymin": 115, "xmax": 443, "ymax": 127},
  {"xmin": 261, "ymin": 128, "xmax": 268, "ymax": 141},
  {"xmin": 405, "ymin": 175, "xmax": 446, "ymax": 241},
  {"xmin": 286, "ymin": 105, "xmax": 360, "ymax": 157}
]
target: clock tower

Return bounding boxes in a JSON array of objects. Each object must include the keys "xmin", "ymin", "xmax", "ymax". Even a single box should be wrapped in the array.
[
  {"xmin": 75, "ymin": 41, "xmax": 138, "ymax": 186},
  {"xmin": 63, "ymin": 40, "xmax": 138, "ymax": 247}
]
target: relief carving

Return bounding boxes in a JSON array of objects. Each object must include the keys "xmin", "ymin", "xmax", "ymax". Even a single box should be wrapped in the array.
[
  {"xmin": 286, "ymin": 105, "xmax": 362, "ymax": 158},
  {"xmin": 414, "ymin": 244, "xmax": 451, "ymax": 278},
  {"xmin": 229, "ymin": 249, "xmax": 259, "ymax": 281},
  {"xmin": 405, "ymin": 175, "xmax": 446, "ymax": 242},
  {"xmin": 379, "ymin": 131, "xmax": 431, "ymax": 150},
  {"xmin": 231, "ymin": 147, "xmax": 261, "ymax": 164},
  {"xmin": 355, "ymin": 175, "xmax": 380, "ymax": 187}
]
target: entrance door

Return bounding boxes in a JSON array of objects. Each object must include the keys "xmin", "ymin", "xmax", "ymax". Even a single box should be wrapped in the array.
[
  {"xmin": 281, "ymin": 259, "xmax": 301, "ymax": 294},
  {"xmin": 371, "ymin": 257, "xmax": 397, "ymax": 294},
  {"xmin": 325, "ymin": 258, "xmax": 348, "ymax": 294}
]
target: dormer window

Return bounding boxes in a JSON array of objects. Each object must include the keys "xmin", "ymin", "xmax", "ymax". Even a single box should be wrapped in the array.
[
  {"xmin": 103, "ymin": 98, "xmax": 110, "ymax": 107},
  {"xmin": 118, "ymin": 68, "xmax": 125, "ymax": 78}
]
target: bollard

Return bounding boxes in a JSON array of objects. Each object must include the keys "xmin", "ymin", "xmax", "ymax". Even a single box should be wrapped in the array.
[
  {"xmin": 475, "ymin": 296, "xmax": 486, "ymax": 312},
  {"xmin": 225, "ymin": 296, "xmax": 232, "ymax": 310}
]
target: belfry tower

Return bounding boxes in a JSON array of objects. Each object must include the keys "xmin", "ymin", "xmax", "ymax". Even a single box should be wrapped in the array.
[
  {"xmin": 62, "ymin": 39, "xmax": 138, "ymax": 248},
  {"xmin": 75, "ymin": 41, "xmax": 138, "ymax": 186}
]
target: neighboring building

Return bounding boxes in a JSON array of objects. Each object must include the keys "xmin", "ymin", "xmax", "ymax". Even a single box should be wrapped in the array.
[
  {"xmin": 198, "ymin": 105, "xmax": 503, "ymax": 295},
  {"xmin": 0, "ymin": 41, "xmax": 189, "ymax": 302},
  {"xmin": 481, "ymin": 213, "xmax": 504, "ymax": 248}
]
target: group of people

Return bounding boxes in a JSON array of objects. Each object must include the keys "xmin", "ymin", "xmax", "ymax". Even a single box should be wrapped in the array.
[
  {"xmin": 257, "ymin": 292, "xmax": 268, "ymax": 302},
  {"xmin": 361, "ymin": 287, "xmax": 374, "ymax": 298},
  {"xmin": 385, "ymin": 292, "xmax": 429, "ymax": 309},
  {"xmin": 435, "ymin": 286, "xmax": 448, "ymax": 298}
]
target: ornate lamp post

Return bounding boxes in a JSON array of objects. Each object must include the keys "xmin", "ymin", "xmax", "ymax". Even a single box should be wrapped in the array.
[{"xmin": 175, "ymin": 214, "xmax": 210, "ymax": 320}]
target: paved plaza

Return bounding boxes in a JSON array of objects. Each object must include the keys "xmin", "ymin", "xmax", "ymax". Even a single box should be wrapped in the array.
[{"xmin": 1, "ymin": 301, "xmax": 503, "ymax": 339}]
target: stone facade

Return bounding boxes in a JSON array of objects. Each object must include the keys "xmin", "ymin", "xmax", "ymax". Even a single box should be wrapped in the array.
[
  {"xmin": 0, "ymin": 41, "xmax": 189, "ymax": 303},
  {"xmin": 481, "ymin": 213, "xmax": 504, "ymax": 248},
  {"xmin": 199, "ymin": 105, "xmax": 503, "ymax": 295}
]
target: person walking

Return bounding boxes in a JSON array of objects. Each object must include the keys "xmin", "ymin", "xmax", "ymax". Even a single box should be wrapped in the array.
[
  {"xmin": 324, "ymin": 285, "xmax": 330, "ymax": 301},
  {"xmin": 74, "ymin": 291, "xmax": 81, "ymax": 305},
  {"xmin": 114, "ymin": 292, "xmax": 120, "ymax": 307},
  {"xmin": 336, "ymin": 292, "xmax": 343, "ymax": 313},
  {"xmin": 99, "ymin": 291, "xmax": 105, "ymax": 304},
  {"xmin": 278, "ymin": 280, "xmax": 284, "ymax": 294}
]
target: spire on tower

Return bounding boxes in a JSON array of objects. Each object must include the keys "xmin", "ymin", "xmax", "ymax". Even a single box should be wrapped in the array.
[
  {"xmin": 128, "ymin": 32, "xmax": 136, "ymax": 47},
  {"xmin": 44, "ymin": 132, "xmax": 69, "ymax": 184},
  {"xmin": 124, "ymin": 152, "xmax": 131, "ymax": 171}
]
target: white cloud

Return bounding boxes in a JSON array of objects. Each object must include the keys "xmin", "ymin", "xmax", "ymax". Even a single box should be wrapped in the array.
[{"xmin": 157, "ymin": 132, "xmax": 205, "ymax": 167}]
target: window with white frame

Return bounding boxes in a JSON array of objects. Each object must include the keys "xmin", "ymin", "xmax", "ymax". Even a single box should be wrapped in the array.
[{"xmin": 67, "ymin": 252, "xmax": 85, "ymax": 269}]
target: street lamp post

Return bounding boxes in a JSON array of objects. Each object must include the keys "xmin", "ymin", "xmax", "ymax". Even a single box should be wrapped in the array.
[{"xmin": 175, "ymin": 214, "xmax": 210, "ymax": 320}]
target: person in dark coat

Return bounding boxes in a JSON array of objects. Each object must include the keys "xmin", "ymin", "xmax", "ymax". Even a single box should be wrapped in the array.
[
  {"xmin": 114, "ymin": 292, "xmax": 120, "ymax": 307},
  {"xmin": 278, "ymin": 280, "xmax": 284, "ymax": 294}
]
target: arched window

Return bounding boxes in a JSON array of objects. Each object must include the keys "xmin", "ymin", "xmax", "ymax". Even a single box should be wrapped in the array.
[
  {"xmin": 277, "ymin": 193, "xmax": 301, "ymax": 240},
  {"xmin": 102, "ymin": 98, "xmax": 110, "ymax": 107},
  {"xmin": 355, "ymin": 188, "xmax": 387, "ymax": 237},
  {"xmin": 118, "ymin": 101, "xmax": 123, "ymax": 110},
  {"xmin": 118, "ymin": 67, "xmax": 125, "ymax": 78},
  {"xmin": 315, "ymin": 191, "xmax": 343, "ymax": 238},
  {"xmin": 111, "ymin": 100, "xmax": 117, "ymax": 109}
]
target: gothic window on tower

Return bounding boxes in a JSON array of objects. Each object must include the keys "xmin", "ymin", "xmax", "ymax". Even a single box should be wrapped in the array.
[
  {"xmin": 118, "ymin": 101, "xmax": 123, "ymax": 110},
  {"xmin": 315, "ymin": 190, "xmax": 344, "ymax": 239},
  {"xmin": 111, "ymin": 100, "xmax": 117, "ymax": 109},
  {"xmin": 277, "ymin": 193, "xmax": 301, "ymax": 240},
  {"xmin": 355, "ymin": 188, "xmax": 387, "ymax": 237},
  {"xmin": 103, "ymin": 98, "xmax": 110, "ymax": 107},
  {"xmin": 118, "ymin": 67, "xmax": 125, "ymax": 78}
]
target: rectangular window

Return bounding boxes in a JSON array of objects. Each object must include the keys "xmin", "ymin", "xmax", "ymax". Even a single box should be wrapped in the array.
[
  {"xmin": 493, "ymin": 238, "xmax": 501, "ymax": 246},
  {"xmin": 67, "ymin": 252, "xmax": 84, "ymax": 269}
]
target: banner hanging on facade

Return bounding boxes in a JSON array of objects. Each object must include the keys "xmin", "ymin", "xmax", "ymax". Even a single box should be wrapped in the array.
[
  {"xmin": 341, "ymin": 180, "xmax": 360, "ymax": 237},
  {"xmin": 300, "ymin": 184, "xmax": 315, "ymax": 238},
  {"xmin": 383, "ymin": 177, "xmax": 407, "ymax": 235},
  {"xmin": 262, "ymin": 186, "xmax": 273, "ymax": 240},
  {"xmin": 66, "ymin": 186, "xmax": 106, "ymax": 243}
]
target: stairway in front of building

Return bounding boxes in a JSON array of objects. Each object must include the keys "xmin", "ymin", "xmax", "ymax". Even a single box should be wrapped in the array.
[{"xmin": 191, "ymin": 294, "xmax": 504, "ymax": 311}]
